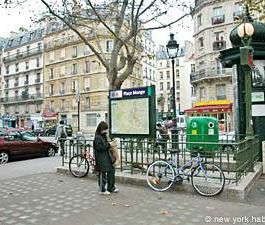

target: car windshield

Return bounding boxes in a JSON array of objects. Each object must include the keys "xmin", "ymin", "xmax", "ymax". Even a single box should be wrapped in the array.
[{"xmin": 20, "ymin": 132, "xmax": 37, "ymax": 141}]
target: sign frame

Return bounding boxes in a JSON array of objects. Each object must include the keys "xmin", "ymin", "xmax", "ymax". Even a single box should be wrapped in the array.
[{"xmin": 109, "ymin": 86, "xmax": 156, "ymax": 138}]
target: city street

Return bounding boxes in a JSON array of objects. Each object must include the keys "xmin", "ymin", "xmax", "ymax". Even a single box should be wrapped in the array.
[{"xmin": 0, "ymin": 157, "xmax": 265, "ymax": 225}]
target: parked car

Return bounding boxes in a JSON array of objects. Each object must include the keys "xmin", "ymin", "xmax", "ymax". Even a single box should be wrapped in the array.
[
  {"xmin": 45, "ymin": 125, "xmax": 73, "ymax": 137},
  {"xmin": 32, "ymin": 128, "xmax": 45, "ymax": 136},
  {"xmin": 0, "ymin": 131, "xmax": 58, "ymax": 164},
  {"xmin": 219, "ymin": 131, "xmax": 236, "ymax": 152}
]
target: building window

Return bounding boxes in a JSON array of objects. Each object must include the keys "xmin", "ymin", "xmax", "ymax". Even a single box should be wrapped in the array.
[
  {"xmin": 176, "ymin": 81, "xmax": 180, "ymax": 89},
  {"xmin": 85, "ymin": 61, "xmax": 90, "ymax": 73},
  {"xmin": 191, "ymin": 64, "xmax": 195, "ymax": 73},
  {"xmin": 166, "ymin": 71, "xmax": 170, "ymax": 79},
  {"xmin": 49, "ymin": 84, "xmax": 54, "ymax": 95},
  {"xmin": 36, "ymin": 57, "xmax": 40, "ymax": 67},
  {"xmin": 61, "ymin": 48, "xmax": 65, "ymax": 59},
  {"xmin": 160, "ymin": 72, "xmax": 163, "ymax": 79},
  {"xmin": 61, "ymin": 82, "xmax": 65, "ymax": 94},
  {"xmin": 213, "ymin": 31, "xmax": 225, "ymax": 51},
  {"xmin": 5, "ymin": 65, "xmax": 9, "ymax": 74},
  {"xmin": 160, "ymin": 82, "xmax": 163, "ymax": 91},
  {"xmin": 216, "ymin": 84, "xmax": 226, "ymax": 100},
  {"xmin": 50, "ymin": 68, "xmax": 54, "ymax": 79},
  {"xmin": 166, "ymin": 60, "xmax": 170, "ymax": 67},
  {"xmin": 85, "ymin": 97, "xmax": 90, "ymax": 109},
  {"xmin": 234, "ymin": 2, "xmax": 244, "ymax": 21},
  {"xmin": 176, "ymin": 69, "xmax": 180, "ymax": 77},
  {"xmin": 85, "ymin": 78, "xmax": 91, "ymax": 91},
  {"xmin": 49, "ymin": 51, "xmax": 55, "ymax": 62},
  {"xmin": 72, "ymin": 46, "xmax": 78, "ymax": 58},
  {"xmin": 26, "ymin": 45, "xmax": 30, "ymax": 54},
  {"xmin": 212, "ymin": 7, "xmax": 225, "ymax": 25},
  {"xmin": 15, "ymin": 63, "xmax": 19, "ymax": 72},
  {"xmin": 106, "ymin": 40, "xmax": 113, "ymax": 52},
  {"xmin": 61, "ymin": 99, "xmax": 65, "ymax": 111},
  {"xmin": 175, "ymin": 59, "xmax": 179, "ymax": 66},
  {"xmin": 36, "ymin": 73, "xmax": 41, "ymax": 83},
  {"xmin": 197, "ymin": 14, "xmax": 202, "ymax": 27},
  {"xmin": 72, "ymin": 80, "xmax": 77, "ymax": 92},
  {"xmin": 198, "ymin": 37, "xmax": 204, "ymax": 48},
  {"xmin": 38, "ymin": 43, "xmax": 42, "ymax": 51},
  {"xmin": 167, "ymin": 82, "xmax": 170, "ymax": 90},
  {"xmin": 84, "ymin": 45, "xmax": 90, "ymax": 55},
  {"xmin": 14, "ymin": 77, "xmax": 19, "ymax": 87},
  {"xmin": 199, "ymin": 87, "xmax": 206, "ymax": 100},
  {"xmin": 50, "ymin": 100, "xmax": 54, "ymax": 112},
  {"xmin": 61, "ymin": 65, "xmax": 66, "ymax": 77},
  {"xmin": 86, "ymin": 113, "xmax": 97, "ymax": 127},
  {"xmin": 72, "ymin": 63, "xmax": 78, "ymax": 75}
]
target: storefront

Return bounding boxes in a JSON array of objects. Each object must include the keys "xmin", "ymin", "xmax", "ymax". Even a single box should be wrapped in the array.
[
  {"xmin": 1, "ymin": 115, "xmax": 18, "ymax": 128},
  {"xmin": 43, "ymin": 112, "xmax": 58, "ymax": 129},
  {"xmin": 184, "ymin": 100, "xmax": 233, "ymax": 132}
]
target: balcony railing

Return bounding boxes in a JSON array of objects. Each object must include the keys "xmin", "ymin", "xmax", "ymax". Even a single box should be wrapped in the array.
[
  {"xmin": 212, "ymin": 15, "xmax": 225, "ymax": 25},
  {"xmin": 3, "ymin": 47, "xmax": 43, "ymax": 63},
  {"xmin": 213, "ymin": 41, "xmax": 226, "ymax": 51},
  {"xmin": 1, "ymin": 94, "xmax": 43, "ymax": 103},
  {"xmin": 190, "ymin": 67, "xmax": 232, "ymax": 82}
]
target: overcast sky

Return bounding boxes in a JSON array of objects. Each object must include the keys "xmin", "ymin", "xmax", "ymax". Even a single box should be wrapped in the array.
[{"xmin": 0, "ymin": 1, "xmax": 194, "ymax": 48}]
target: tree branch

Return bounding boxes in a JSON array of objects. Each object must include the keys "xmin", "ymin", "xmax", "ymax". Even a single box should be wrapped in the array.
[{"xmin": 40, "ymin": 0, "xmax": 108, "ymax": 68}]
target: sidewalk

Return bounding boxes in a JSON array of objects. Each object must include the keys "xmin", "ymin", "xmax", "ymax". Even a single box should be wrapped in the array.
[
  {"xmin": 57, "ymin": 162, "xmax": 263, "ymax": 200},
  {"xmin": 1, "ymin": 172, "xmax": 265, "ymax": 225}
]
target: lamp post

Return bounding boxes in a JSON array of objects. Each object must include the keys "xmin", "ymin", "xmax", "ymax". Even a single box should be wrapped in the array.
[
  {"xmin": 75, "ymin": 90, "xmax": 80, "ymax": 132},
  {"xmin": 166, "ymin": 33, "xmax": 179, "ymax": 120},
  {"xmin": 237, "ymin": 11, "xmax": 254, "ymax": 136}
]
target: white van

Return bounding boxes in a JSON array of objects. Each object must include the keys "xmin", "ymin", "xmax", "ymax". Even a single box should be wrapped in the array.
[{"xmin": 177, "ymin": 115, "xmax": 186, "ymax": 129}]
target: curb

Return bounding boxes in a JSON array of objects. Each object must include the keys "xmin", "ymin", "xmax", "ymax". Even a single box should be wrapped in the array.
[{"xmin": 57, "ymin": 162, "xmax": 263, "ymax": 200}]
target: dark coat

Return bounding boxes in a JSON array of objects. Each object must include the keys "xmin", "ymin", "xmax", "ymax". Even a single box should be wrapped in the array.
[{"xmin": 93, "ymin": 134, "xmax": 112, "ymax": 172}]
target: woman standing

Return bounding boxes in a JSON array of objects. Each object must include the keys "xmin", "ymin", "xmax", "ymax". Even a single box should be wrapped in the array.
[{"xmin": 93, "ymin": 121, "xmax": 118, "ymax": 195}]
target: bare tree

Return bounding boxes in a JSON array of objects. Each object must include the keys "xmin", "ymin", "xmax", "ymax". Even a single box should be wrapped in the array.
[{"xmin": 2, "ymin": 0, "xmax": 193, "ymax": 90}]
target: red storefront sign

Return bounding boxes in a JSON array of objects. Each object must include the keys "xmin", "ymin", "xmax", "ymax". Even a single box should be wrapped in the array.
[{"xmin": 184, "ymin": 104, "xmax": 232, "ymax": 113}]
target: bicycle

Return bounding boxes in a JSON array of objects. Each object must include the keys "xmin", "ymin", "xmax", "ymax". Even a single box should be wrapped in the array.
[
  {"xmin": 146, "ymin": 150, "xmax": 225, "ymax": 197},
  {"xmin": 69, "ymin": 143, "xmax": 96, "ymax": 178}
]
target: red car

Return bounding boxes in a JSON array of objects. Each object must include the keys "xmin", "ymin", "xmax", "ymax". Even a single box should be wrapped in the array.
[{"xmin": 0, "ymin": 131, "xmax": 58, "ymax": 164}]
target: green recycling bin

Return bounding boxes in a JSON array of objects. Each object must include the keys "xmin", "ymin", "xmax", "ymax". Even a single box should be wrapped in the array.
[{"xmin": 186, "ymin": 117, "xmax": 219, "ymax": 157}]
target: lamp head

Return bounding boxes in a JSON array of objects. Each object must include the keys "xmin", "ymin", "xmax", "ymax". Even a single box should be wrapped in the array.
[
  {"xmin": 237, "ymin": 22, "xmax": 254, "ymax": 38},
  {"xmin": 166, "ymin": 33, "xmax": 179, "ymax": 59}
]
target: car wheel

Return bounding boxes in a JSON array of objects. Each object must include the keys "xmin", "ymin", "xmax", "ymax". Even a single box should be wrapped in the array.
[
  {"xmin": 47, "ymin": 147, "xmax": 56, "ymax": 157},
  {"xmin": 0, "ymin": 151, "xmax": 9, "ymax": 164}
]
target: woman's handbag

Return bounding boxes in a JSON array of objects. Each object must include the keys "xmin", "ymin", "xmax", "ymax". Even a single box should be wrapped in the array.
[{"xmin": 109, "ymin": 139, "xmax": 120, "ymax": 167}]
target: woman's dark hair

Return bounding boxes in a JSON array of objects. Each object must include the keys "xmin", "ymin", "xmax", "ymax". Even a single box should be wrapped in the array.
[
  {"xmin": 95, "ymin": 121, "xmax": 108, "ymax": 135},
  {"xmin": 59, "ymin": 120, "xmax": 65, "ymax": 125}
]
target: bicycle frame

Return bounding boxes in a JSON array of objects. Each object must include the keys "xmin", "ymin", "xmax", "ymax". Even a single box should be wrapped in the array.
[{"xmin": 169, "ymin": 153, "xmax": 205, "ymax": 180}]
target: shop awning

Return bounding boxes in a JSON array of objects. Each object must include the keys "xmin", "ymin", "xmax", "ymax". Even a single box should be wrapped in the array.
[{"xmin": 184, "ymin": 104, "xmax": 232, "ymax": 113}]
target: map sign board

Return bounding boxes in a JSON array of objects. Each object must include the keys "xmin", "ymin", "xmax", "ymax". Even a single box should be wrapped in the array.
[{"xmin": 109, "ymin": 86, "xmax": 156, "ymax": 138}]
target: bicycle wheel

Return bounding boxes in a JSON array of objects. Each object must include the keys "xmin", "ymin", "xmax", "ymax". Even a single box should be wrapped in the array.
[
  {"xmin": 191, "ymin": 163, "xmax": 225, "ymax": 197},
  {"xmin": 69, "ymin": 155, "xmax": 89, "ymax": 177},
  {"xmin": 146, "ymin": 160, "xmax": 175, "ymax": 192}
]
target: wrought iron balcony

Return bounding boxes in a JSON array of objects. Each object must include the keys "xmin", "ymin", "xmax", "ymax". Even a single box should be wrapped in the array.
[
  {"xmin": 212, "ymin": 15, "xmax": 225, "ymax": 25},
  {"xmin": 213, "ymin": 41, "xmax": 226, "ymax": 51},
  {"xmin": 3, "ymin": 47, "xmax": 43, "ymax": 63},
  {"xmin": 190, "ymin": 67, "xmax": 232, "ymax": 83},
  {"xmin": 233, "ymin": 11, "xmax": 243, "ymax": 21},
  {"xmin": 1, "ymin": 94, "xmax": 43, "ymax": 103}
]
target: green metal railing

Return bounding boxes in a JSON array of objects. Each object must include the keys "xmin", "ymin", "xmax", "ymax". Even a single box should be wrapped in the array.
[{"xmin": 61, "ymin": 134, "xmax": 259, "ymax": 185}]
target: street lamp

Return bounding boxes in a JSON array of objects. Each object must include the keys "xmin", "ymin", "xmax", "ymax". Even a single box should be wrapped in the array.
[
  {"xmin": 237, "ymin": 11, "xmax": 254, "ymax": 136},
  {"xmin": 75, "ymin": 90, "xmax": 80, "ymax": 132},
  {"xmin": 166, "ymin": 33, "xmax": 179, "ymax": 120}
]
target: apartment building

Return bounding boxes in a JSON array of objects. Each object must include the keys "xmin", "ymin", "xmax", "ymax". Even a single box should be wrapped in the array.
[
  {"xmin": 0, "ymin": 29, "xmax": 45, "ymax": 128},
  {"xmin": 43, "ymin": 21, "xmax": 143, "ymax": 133},
  {"xmin": 189, "ymin": 0, "xmax": 244, "ymax": 131},
  {"xmin": 141, "ymin": 30, "xmax": 156, "ymax": 86},
  {"xmin": 156, "ymin": 41, "xmax": 193, "ymax": 120}
]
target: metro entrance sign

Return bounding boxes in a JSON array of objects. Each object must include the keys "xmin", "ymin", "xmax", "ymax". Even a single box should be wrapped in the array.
[{"xmin": 109, "ymin": 86, "xmax": 156, "ymax": 138}]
